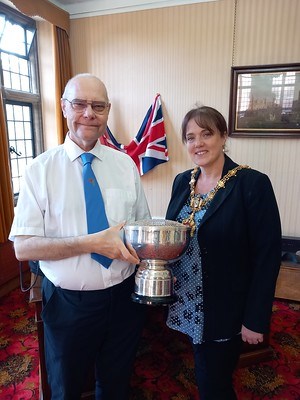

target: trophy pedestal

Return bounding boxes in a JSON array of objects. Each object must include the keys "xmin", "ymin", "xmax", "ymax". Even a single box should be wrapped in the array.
[
  {"xmin": 132, "ymin": 260, "xmax": 178, "ymax": 306},
  {"xmin": 131, "ymin": 292, "xmax": 178, "ymax": 306}
]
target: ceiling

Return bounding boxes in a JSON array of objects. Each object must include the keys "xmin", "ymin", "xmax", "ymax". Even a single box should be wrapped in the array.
[{"xmin": 47, "ymin": 0, "xmax": 217, "ymax": 19}]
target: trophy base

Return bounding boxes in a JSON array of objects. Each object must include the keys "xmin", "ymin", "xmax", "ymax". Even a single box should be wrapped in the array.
[{"xmin": 131, "ymin": 292, "xmax": 178, "ymax": 306}]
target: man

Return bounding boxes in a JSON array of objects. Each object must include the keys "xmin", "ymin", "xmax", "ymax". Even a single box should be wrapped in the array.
[{"xmin": 9, "ymin": 73, "xmax": 151, "ymax": 400}]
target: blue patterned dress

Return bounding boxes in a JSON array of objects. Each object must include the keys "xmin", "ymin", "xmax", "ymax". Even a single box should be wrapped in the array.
[{"xmin": 166, "ymin": 193, "xmax": 210, "ymax": 345}]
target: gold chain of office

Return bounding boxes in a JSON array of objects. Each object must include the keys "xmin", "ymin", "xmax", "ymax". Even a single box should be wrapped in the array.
[{"xmin": 182, "ymin": 164, "xmax": 250, "ymax": 236}]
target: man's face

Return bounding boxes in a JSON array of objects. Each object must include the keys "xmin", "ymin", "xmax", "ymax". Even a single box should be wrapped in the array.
[{"xmin": 61, "ymin": 76, "xmax": 111, "ymax": 151}]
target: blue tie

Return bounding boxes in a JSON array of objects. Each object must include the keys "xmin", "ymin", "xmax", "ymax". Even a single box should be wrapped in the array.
[{"xmin": 80, "ymin": 153, "xmax": 112, "ymax": 268}]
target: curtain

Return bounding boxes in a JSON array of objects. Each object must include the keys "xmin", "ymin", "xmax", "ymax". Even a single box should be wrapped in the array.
[
  {"xmin": 53, "ymin": 25, "xmax": 73, "ymax": 143},
  {"xmin": 0, "ymin": 93, "xmax": 14, "ymax": 242}
]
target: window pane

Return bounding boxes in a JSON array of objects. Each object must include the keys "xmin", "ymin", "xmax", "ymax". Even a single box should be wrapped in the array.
[
  {"xmin": 13, "ymin": 105, "xmax": 23, "ymax": 120},
  {"xmin": 6, "ymin": 105, "xmax": 13, "ymax": 120},
  {"xmin": 272, "ymin": 87, "xmax": 282, "ymax": 106},
  {"xmin": 18, "ymin": 158, "xmax": 27, "ymax": 178},
  {"xmin": 7, "ymin": 121, "xmax": 15, "ymax": 138},
  {"xmin": 11, "ymin": 159, "xmax": 19, "ymax": 177},
  {"xmin": 285, "ymin": 72, "xmax": 295, "ymax": 85},
  {"xmin": 26, "ymin": 29, "xmax": 34, "ymax": 52},
  {"xmin": 0, "ymin": 14, "xmax": 5, "ymax": 34},
  {"xmin": 10, "ymin": 56, "xmax": 20, "ymax": 73},
  {"xmin": 273, "ymin": 74, "xmax": 283, "ymax": 85},
  {"xmin": 1, "ymin": 51, "xmax": 9, "ymax": 69},
  {"xmin": 19, "ymin": 58, "xmax": 29, "ymax": 75},
  {"xmin": 12, "ymin": 176, "xmax": 20, "ymax": 194},
  {"xmin": 3, "ymin": 70, "xmax": 11, "ymax": 88},
  {"xmin": 21, "ymin": 75, "xmax": 30, "ymax": 91},
  {"xmin": 25, "ymin": 140, "xmax": 33, "ymax": 157},
  {"xmin": 240, "ymin": 74, "xmax": 252, "ymax": 86},
  {"xmin": 15, "ymin": 121, "xmax": 24, "ymax": 139},
  {"xmin": 11, "ymin": 72, "xmax": 21, "ymax": 90},
  {"xmin": 24, "ymin": 121, "xmax": 31, "ymax": 139},
  {"xmin": 17, "ymin": 140, "xmax": 25, "ymax": 156},
  {"xmin": 282, "ymin": 87, "xmax": 294, "ymax": 109},
  {"xmin": 23, "ymin": 107, "xmax": 30, "ymax": 120},
  {"xmin": 9, "ymin": 141, "xmax": 17, "ymax": 156}
]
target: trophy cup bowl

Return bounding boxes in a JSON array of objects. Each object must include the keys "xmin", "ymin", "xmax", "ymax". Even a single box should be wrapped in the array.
[{"xmin": 124, "ymin": 219, "xmax": 191, "ymax": 306}]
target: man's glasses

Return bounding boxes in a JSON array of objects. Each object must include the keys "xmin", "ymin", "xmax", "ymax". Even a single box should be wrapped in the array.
[{"xmin": 63, "ymin": 98, "xmax": 109, "ymax": 114}]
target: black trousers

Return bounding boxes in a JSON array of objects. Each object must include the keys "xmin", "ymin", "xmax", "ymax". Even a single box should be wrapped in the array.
[
  {"xmin": 192, "ymin": 334, "xmax": 243, "ymax": 400},
  {"xmin": 42, "ymin": 274, "xmax": 146, "ymax": 400}
]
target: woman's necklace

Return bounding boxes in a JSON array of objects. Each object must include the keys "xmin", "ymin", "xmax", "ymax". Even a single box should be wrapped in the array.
[{"xmin": 182, "ymin": 164, "xmax": 250, "ymax": 236}]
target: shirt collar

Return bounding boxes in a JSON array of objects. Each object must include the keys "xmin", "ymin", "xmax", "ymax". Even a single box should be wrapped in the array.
[{"xmin": 64, "ymin": 133, "xmax": 105, "ymax": 162}]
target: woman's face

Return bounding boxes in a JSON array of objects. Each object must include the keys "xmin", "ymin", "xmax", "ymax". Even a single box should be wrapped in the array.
[{"xmin": 185, "ymin": 118, "xmax": 227, "ymax": 168}]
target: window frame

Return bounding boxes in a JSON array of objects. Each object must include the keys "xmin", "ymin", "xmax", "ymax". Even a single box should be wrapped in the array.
[{"xmin": 0, "ymin": 2, "xmax": 44, "ymax": 204}]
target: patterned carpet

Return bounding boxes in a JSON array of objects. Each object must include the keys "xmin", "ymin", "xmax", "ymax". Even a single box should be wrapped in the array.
[
  {"xmin": 0, "ymin": 289, "xmax": 39, "ymax": 399},
  {"xmin": 0, "ymin": 288, "xmax": 299, "ymax": 400}
]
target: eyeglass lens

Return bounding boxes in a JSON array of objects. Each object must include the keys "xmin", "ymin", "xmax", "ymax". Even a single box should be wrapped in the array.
[{"xmin": 66, "ymin": 99, "xmax": 108, "ymax": 113}]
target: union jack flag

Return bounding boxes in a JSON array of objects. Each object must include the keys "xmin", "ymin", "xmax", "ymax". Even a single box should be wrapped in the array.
[{"xmin": 100, "ymin": 94, "xmax": 169, "ymax": 175}]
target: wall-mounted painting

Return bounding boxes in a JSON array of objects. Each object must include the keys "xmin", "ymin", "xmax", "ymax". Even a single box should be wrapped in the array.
[{"xmin": 228, "ymin": 63, "xmax": 300, "ymax": 138}]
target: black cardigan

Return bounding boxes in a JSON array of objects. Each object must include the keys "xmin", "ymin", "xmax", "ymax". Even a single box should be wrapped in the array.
[{"xmin": 166, "ymin": 155, "xmax": 282, "ymax": 341}]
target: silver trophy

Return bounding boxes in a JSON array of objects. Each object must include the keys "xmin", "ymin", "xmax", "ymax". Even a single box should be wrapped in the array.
[{"xmin": 124, "ymin": 219, "xmax": 191, "ymax": 306}]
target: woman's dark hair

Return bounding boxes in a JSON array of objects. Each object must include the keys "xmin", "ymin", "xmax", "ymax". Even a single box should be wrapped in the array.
[{"xmin": 181, "ymin": 106, "xmax": 228, "ymax": 143}]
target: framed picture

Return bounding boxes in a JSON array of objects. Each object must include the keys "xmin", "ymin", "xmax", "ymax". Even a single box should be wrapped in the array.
[{"xmin": 228, "ymin": 63, "xmax": 300, "ymax": 138}]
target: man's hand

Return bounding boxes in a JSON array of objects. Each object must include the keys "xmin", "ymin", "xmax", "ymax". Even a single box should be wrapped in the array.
[{"xmin": 92, "ymin": 222, "xmax": 140, "ymax": 265}]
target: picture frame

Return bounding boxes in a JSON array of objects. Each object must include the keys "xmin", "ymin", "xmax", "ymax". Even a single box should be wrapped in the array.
[{"xmin": 228, "ymin": 63, "xmax": 300, "ymax": 138}]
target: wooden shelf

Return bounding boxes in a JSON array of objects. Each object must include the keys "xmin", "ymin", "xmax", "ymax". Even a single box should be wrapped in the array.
[{"xmin": 275, "ymin": 261, "xmax": 300, "ymax": 302}]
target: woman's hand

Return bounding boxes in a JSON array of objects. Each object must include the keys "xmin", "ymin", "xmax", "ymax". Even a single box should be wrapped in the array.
[{"xmin": 241, "ymin": 325, "xmax": 264, "ymax": 345}]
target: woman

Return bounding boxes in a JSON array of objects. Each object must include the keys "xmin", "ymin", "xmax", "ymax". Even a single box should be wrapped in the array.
[{"xmin": 166, "ymin": 106, "xmax": 281, "ymax": 400}]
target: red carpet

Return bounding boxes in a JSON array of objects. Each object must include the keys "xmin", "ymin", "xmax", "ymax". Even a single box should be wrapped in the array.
[
  {"xmin": 0, "ymin": 288, "xmax": 299, "ymax": 399},
  {"xmin": 0, "ymin": 289, "xmax": 39, "ymax": 399}
]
